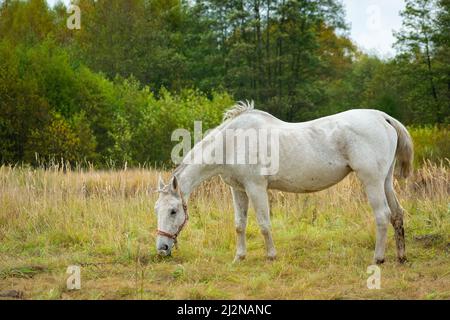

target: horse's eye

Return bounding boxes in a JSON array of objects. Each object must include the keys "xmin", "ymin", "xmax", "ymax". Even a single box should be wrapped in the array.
[{"xmin": 170, "ymin": 209, "xmax": 177, "ymax": 216}]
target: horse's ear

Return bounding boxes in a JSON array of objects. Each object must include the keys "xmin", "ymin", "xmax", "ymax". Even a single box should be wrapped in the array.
[
  {"xmin": 158, "ymin": 174, "xmax": 165, "ymax": 191},
  {"xmin": 170, "ymin": 176, "xmax": 179, "ymax": 193}
]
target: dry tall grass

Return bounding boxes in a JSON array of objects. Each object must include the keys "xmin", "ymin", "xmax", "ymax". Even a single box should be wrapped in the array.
[{"xmin": 0, "ymin": 161, "xmax": 449, "ymax": 299}]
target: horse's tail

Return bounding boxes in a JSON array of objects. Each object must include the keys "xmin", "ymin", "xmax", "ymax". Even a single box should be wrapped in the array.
[{"xmin": 384, "ymin": 114, "xmax": 414, "ymax": 178}]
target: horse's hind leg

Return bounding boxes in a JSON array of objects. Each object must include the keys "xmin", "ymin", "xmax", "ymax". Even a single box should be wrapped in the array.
[
  {"xmin": 356, "ymin": 171, "xmax": 392, "ymax": 264},
  {"xmin": 385, "ymin": 161, "xmax": 407, "ymax": 263},
  {"xmin": 231, "ymin": 187, "xmax": 249, "ymax": 262}
]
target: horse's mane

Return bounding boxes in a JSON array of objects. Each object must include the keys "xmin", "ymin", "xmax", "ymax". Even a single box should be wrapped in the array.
[
  {"xmin": 223, "ymin": 100, "xmax": 255, "ymax": 122},
  {"xmin": 171, "ymin": 100, "xmax": 255, "ymax": 179}
]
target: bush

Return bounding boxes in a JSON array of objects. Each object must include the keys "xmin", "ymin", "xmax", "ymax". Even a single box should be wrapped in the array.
[
  {"xmin": 132, "ymin": 88, "xmax": 233, "ymax": 166},
  {"xmin": 0, "ymin": 39, "xmax": 234, "ymax": 167},
  {"xmin": 24, "ymin": 112, "xmax": 96, "ymax": 164},
  {"xmin": 409, "ymin": 126, "xmax": 450, "ymax": 167}
]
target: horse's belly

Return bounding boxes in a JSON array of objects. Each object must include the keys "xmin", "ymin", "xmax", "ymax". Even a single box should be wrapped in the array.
[{"xmin": 267, "ymin": 164, "xmax": 351, "ymax": 193}]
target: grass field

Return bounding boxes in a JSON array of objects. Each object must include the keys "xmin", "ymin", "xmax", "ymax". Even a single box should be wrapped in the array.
[{"xmin": 0, "ymin": 162, "xmax": 449, "ymax": 300}]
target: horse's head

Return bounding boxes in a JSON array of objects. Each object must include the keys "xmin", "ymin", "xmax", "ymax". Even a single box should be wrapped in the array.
[{"xmin": 154, "ymin": 175, "xmax": 188, "ymax": 256}]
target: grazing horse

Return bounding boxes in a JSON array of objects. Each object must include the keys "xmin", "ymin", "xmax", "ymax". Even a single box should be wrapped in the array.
[{"xmin": 155, "ymin": 101, "xmax": 413, "ymax": 264}]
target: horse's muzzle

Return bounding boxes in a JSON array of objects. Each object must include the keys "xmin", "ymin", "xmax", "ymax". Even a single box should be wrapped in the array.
[
  {"xmin": 157, "ymin": 249, "xmax": 171, "ymax": 256},
  {"xmin": 157, "ymin": 240, "xmax": 173, "ymax": 256}
]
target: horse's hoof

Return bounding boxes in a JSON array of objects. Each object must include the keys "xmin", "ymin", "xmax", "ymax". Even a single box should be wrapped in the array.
[
  {"xmin": 267, "ymin": 255, "xmax": 277, "ymax": 261},
  {"xmin": 375, "ymin": 258, "xmax": 385, "ymax": 265},
  {"xmin": 233, "ymin": 255, "xmax": 246, "ymax": 263},
  {"xmin": 398, "ymin": 256, "xmax": 407, "ymax": 264}
]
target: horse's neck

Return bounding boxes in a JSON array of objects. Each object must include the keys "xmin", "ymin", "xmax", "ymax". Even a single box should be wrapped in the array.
[{"xmin": 177, "ymin": 164, "xmax": 218, "ymax": 200}]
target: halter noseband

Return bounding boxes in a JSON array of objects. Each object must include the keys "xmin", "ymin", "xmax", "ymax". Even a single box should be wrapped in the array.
[{"xmin": 156, "ymin": 195, "xmax": 188, "ymax": 248}]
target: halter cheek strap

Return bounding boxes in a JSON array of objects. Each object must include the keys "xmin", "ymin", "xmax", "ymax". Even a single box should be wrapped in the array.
[{"xmin": 156, "ymin": 196, "xmax": 188, "ymax": 248}]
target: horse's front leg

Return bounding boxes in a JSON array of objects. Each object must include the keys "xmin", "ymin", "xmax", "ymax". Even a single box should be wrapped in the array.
[
  {"xmin": 231, "ymin": 187, "xmax": 249, "ymax": 262},
  {"xmin": 245, "ymin": 183, "xmax": 277, "ymax": 260}
]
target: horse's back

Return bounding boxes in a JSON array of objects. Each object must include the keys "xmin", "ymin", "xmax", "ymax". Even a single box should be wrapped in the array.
[{"xmin": 224, "ymin": 108, "xmax": 390, "ymax": 131}]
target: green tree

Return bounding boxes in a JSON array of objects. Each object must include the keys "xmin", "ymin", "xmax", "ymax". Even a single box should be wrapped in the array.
[
  {"xmin": 0, "ymin": 0, "xmax": 54, "ymax": 45},
  {"xmin": 394, "ymin": 0, "xmax": 442, "ymax": 123},
  {"xmin": 434, "ymin": 0, "xmax": 450, "ymax": 122}
]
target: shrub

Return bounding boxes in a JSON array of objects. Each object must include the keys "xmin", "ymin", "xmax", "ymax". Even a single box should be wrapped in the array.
[
  {"xmin": 24, "ymin": 112, "xmax": 96, "ymax": 164},
  {"xmin": 409, "ymin": 126, "xmax": 450, "ymax": 167}
]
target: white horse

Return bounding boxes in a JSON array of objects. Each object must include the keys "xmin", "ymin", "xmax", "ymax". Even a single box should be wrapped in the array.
[{"xmin": 155, "ymin": 101, "xmax": 413, "ymax": 264}]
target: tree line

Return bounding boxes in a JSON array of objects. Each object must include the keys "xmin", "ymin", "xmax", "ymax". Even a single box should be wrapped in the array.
[{"xmin": 0, "ymin": 0, "xmax": 449, "ymax": 166}]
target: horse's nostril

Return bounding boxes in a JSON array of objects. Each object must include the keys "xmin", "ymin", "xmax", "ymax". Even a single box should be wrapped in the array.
[{"xmin": 160, "ymin": 244, "xmax": 169, "ymax": 251}]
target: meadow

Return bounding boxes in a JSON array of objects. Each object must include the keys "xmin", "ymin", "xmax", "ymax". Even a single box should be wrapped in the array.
[
  {"xmin": 0, "ymin": 160, "xmax": 449, "ymax": 300},
  {"xmin": 1, "ymin": 0, "xmax": 449, "ymax": 301}
]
